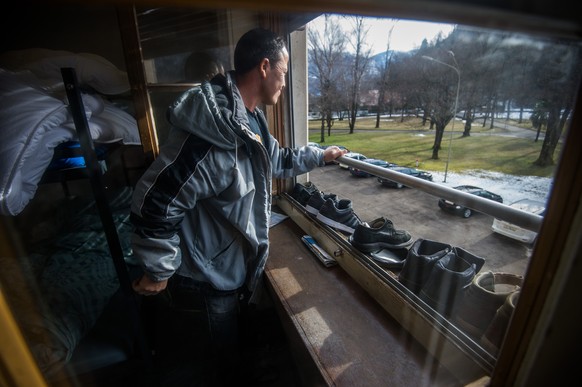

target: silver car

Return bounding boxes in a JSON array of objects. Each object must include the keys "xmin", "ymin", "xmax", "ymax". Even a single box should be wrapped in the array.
[{"xmin": 491, "ymin": 198, "xmax": 546, "ymax": 244}]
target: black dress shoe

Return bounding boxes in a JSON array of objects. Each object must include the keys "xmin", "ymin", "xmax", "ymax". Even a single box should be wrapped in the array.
[{"xmin": 349, "ymin": 217, "xmax": 413, "ymax": 252}]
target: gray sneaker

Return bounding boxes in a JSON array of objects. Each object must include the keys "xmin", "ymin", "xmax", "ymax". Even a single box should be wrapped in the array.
[
  {"xmin": 306, "ymin": 191, "xmax": 338, "ymax": 217},
  {"xmin": 290, "ymin": 182, "xmax": 318, "ymax": 206},
  {"xmin": 349, "ymin": 217, "xmax": 413, "ymax": 252},
  {"xmin": 316, "ymin": 198, "xmax": 363, "ymax": 234}
]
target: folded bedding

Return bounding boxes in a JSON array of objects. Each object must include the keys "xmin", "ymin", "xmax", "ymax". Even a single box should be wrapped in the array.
[{"xmin": 0, "ymin": 49, "xmax": 140, "ymax": 216}]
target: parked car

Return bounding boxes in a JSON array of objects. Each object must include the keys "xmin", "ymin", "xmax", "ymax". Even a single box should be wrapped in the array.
[
  {"xmin": 349, "ymin": 158, "xmax": 396, "ymax": 177},
  {"xmin": 339, "ymin": 152, "xmax": 367, "ymax": 169},
  {"xmin": 438, "ymin": 185, "xmax": 503, "ymax": 218},
  {"xmin": 377, "ymin": 166, "xmax": 433, "ymax": 188},
  {"xmin": 491, "ymin": 198, "xmax": 546, "ymax": 244}
]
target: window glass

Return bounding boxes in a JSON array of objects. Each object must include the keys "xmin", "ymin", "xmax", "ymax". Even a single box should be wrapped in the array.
[
  {"xmin": 304, "ymin": 13, "xmax": 581, "ymax": 359},
  {"xmin": 136, "ymin": 7, "xmax": 231, "ymax": 84},
  {"xmin": 134, "ymin": 7, "xmax": 256, "ymax": 147},
  {"xmin": 1, "ymin": 3, "xmax": 580, "ymax": 385}
]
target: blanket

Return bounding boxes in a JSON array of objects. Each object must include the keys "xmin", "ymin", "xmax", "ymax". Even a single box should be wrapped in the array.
[{"xmin": 0, "ymin": 49, "xmax": 140, "ymax": 216}]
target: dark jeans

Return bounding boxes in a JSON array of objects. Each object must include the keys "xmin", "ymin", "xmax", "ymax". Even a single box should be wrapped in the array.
[
  {"xmin": 169, "ymin": 275, "xmax": 241, "ymax": 355},
  {"xmin": 153, "ymin": 275, "xmax": 245, "ymax": 386}
]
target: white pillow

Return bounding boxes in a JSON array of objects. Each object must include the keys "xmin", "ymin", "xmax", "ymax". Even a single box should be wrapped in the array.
[{"xmin": 0, "ymin": 48, "xmax": 130, "ymax": 95}]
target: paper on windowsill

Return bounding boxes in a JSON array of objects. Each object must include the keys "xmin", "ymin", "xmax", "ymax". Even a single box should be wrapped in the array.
[
  {"xmin": 269, "ymin": 211, "xmax": 289, "ymax": 228},
  {"xmin": 301, "ymin": 235, "xmax": 337, "ymax": 267}
]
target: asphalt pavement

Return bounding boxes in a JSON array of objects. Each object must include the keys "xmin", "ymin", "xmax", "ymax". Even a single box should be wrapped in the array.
[{"xmin": 307, "ymin": 165, "xmax": 532, "ymax": 278}]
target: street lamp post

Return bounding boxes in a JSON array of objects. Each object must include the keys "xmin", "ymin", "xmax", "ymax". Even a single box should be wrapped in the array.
[{"xmin": 423, "ymin": 52, "xmax": 460, "ymax": 183}]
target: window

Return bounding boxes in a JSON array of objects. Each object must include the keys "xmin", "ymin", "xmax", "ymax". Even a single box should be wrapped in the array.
[
  {"xmin": 1, "ymin": 1, "xmax": 580, "ymax": 386},
  {"xmin": 292, "ymin": 12, "xmax": 581, "ymax": 383}
]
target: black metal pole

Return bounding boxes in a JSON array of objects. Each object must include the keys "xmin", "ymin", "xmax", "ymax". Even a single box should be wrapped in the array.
[{"xmin": 60, "ymin": 67, "xmax": 151, "ymax": 366}]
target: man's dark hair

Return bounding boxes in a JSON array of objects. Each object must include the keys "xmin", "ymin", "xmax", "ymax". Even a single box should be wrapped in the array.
[{"xmin": 234, "ymin": 28, "xmax": 286, "ymax": 75}]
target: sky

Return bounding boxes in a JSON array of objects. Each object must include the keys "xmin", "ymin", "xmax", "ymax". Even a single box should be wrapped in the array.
[{"xmin": 309, "ymin": 15, "xmax": 456, "ymax": 54}]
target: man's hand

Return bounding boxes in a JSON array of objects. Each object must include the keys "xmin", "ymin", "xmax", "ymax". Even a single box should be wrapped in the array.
[
  {"xmin": 132, "ymin": 275, "xmax": 168, "ymax": 296},
  {"xmin": 323, "ymin": 146, "xmax": 348, "ymax": 163}
]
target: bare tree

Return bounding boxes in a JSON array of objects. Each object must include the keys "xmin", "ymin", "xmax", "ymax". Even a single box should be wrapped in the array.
[
  {"xmin": 346, "ymin": 16, "xmax": 373, "ymax": 133},
  {"xmin": 308, "ymin": 15, "xmax": 347, "ymax": 143},
  {"xmin": 420, "ymin": 49, "xmax": 460, "ymax": 160},
  {"xmin": 375, "ymin": 22, "xmax": 396, "ymax": 128},
  {"xmin": 531, "ymin": 44, "xmax": 582, "ymax": 166},
  {"xmin": 390, "ymin": 52, "xmax": 428, "ymax": 122}
]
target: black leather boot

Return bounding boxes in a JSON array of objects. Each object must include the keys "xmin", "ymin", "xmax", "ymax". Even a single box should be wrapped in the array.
[
  {"xmin": 419, "ymin": 250, "xmax": 477, "ymax": 317},
  {"xmin": 398, "ymin": 238, "xmax": 452, "ymax": 294}
]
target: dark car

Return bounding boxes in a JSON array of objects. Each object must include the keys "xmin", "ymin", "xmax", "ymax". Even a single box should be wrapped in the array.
[
  {"xmin": 438, "ymin": 185, "xmax": 503, "ymax": 218},
  {"xmin": 349, "ymin": 158, "xmax": 396, "ymax": 177},
  {"xmin": 377, "ymin": 166, "xmax": 433, "ymax": 188}
]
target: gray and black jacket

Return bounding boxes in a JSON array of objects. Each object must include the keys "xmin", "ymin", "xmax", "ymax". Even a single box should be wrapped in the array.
[{"xmin": 130, "ymin": 71, "xmax": 324, "ymax": 295}]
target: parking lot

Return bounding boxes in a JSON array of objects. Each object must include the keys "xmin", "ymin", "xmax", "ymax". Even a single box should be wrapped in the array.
[{"xmin": 307, "ymin": 164, "xmax": 532, "ymax": 277}]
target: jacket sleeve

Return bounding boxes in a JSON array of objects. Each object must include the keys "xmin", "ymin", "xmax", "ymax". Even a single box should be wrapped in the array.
[
  {"xmin": 266, "ymin": 133, "xmax": 325, "ymax": 179},
  {"xmin": 130, "ymin": 159, "xmax": 185, "ymax": 281},
  {"xmin": 129, "ymin": 133, "xmax": 225, "ymax": 282},
  {"xmin": 252, "ymin": 108, "xmax": 324, "ymax": 178}
]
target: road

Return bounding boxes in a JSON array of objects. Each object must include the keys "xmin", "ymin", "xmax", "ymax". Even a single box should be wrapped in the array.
[
  {"xmin": 307, "ymin": 165, "xmax": 532, "ymax": 278},
  {"xmin": 473, "ymin": 120, "xmax": 543, "ymax": 140}
]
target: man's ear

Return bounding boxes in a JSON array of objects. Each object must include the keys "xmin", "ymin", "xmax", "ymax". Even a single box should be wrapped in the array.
[{"xmin": 259, "ymin": 58, "xmax": 270, "ymax": 79}]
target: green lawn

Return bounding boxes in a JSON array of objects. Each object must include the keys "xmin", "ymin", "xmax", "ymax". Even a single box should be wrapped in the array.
[{"xmin": 308, "ymin": 117, "xmax": 556, "ymax": 177}]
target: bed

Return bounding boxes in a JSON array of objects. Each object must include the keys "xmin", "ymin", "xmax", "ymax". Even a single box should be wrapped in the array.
[
  {"xmin": 0, "ymin": 52, "xmax": 149, "ymax": 379},
  {"xmin": 0, "ymin": 48, "xmax": 141, "ymax": 216},
  {"xmin": 0, "ymin": 185, "xmax": 148, "ymax": 378}
]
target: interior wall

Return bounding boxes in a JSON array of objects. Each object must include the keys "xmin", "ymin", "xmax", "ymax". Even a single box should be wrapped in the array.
[{"xmin": 0, "ymin": 4, "xmax": 126, "ymax": 70}]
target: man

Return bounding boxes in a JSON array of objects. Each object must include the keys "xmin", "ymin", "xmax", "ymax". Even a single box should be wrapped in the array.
[{"xmin": 130, "ymin": 28, "xmax": 346, "ymax": 384}]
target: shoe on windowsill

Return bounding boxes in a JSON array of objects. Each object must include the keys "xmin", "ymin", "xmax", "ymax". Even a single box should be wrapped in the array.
[
  {"xmin": 416, "ymin": 246, "xmax": 486, "ymax": 317},
  {"xmin": 290, "ymin": 181, "xmax": 318, "ymax": 206},
  {"xmin": 316, "ymin": 198, "xmax": 363, "ymax": 235},
  {"xmin": 481, "ymin": 290, "xmax": 520, "ymax": 356},
  {"xmin": 369, "ymin": 248, "xmax": 409, "ymax": 270},
  {"xmin": 349, "ymin": 217, "xmax": 413, "ymax": 252},
  {"xmin": 453, "ymin": 271, "xmax": 523, "ymax": 338},
  {"xmin": 398, "ymin": 238, "xmax": 452, "ymax": 294},
  {"xmin": 306, "ymin": 191, "xmax": 338, "ymax": 217}
]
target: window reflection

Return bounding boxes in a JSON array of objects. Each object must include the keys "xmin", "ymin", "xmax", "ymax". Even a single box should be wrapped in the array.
[{"xmin": 136, "ymin": 7, "xmax": 230, "ymax": 83}]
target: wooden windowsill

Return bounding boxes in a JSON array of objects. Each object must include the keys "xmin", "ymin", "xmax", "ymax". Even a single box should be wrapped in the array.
[{"xmin": 265, "ymin": 216, "xmax": 462, "ymax": 386}]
